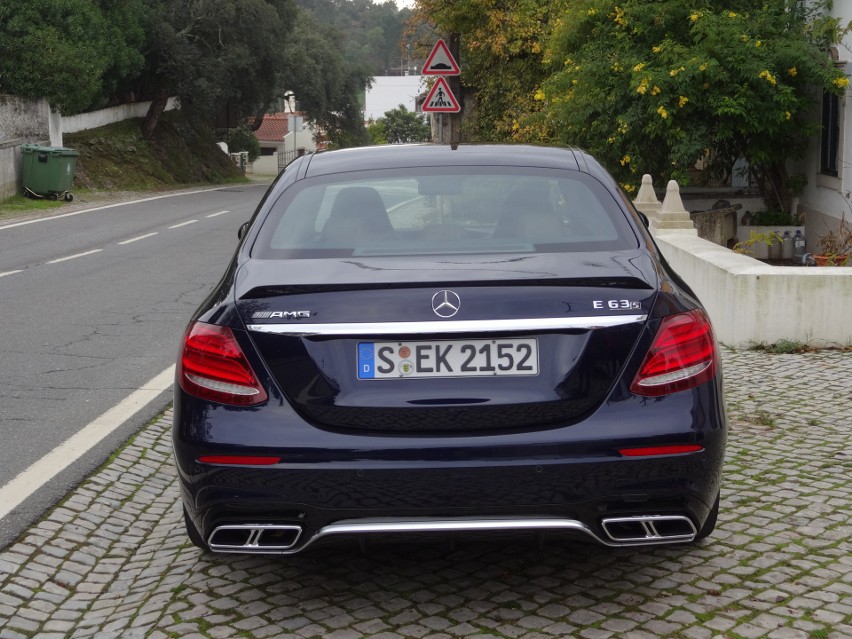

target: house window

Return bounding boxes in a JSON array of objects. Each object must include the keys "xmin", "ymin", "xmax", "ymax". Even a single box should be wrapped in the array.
[{"xmin": 821, "ymin": 90, "xmax": 840, "ymax": 177}]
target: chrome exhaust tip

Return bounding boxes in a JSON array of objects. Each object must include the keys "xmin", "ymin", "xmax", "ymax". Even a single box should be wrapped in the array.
[
  {"xmin": 208, "ymin": 524, "xmax": 302, "ymax": 553},
  {"xmin": 601, "ymin": 515, "xmax": 696, "ymax": 544}
]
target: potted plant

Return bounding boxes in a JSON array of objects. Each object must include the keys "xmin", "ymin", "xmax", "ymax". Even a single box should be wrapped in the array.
[
  {"xmin": 815, "ymin": 213, "xmax": 852, "ymax": 266},
  {"xmin": 733, "ymin": 230, "xmax": 782, "ymax": 260}
]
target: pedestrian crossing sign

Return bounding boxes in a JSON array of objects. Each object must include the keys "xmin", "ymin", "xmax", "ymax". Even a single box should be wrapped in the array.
[{"xmin": 422, "ymin": 77, "xmax": 461, "ymax": 113}]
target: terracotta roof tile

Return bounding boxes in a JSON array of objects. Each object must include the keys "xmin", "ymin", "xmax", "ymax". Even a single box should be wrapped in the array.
[{"xmin": 251, "ymin": 113, "xmax": 289, "ymax": 142}]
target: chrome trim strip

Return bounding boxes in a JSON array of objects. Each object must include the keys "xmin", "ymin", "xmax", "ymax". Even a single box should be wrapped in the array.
[{"xmin": 247, "ymin": 315, "xmax": 647, "ymax": 336}]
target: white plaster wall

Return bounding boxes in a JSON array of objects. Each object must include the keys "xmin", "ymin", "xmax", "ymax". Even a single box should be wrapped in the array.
[
  {"xmin": 251, "ymin": 154, "xmax": 280, "ymax": 176},
  {"xmin": 60, "ymin": 98, "xmax": 178, "ymax": 138},
  {"xmin": 653, "ymin": 231, "xmax": 852, "ymax": 347}
]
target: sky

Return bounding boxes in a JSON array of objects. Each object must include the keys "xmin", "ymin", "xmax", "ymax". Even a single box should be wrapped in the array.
[{"xmin": 395, "ymin": 0, "xmax": 415, "ymax": 8}]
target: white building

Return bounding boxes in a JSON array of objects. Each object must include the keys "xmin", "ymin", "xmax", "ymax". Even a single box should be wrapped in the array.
[
  {"xmin": 364, "ymin": 76, "xmax": 424, "ymax": 121},
  {"xmin": 791, "ymin": 2, "xmax": 852, "ymax": 251}
]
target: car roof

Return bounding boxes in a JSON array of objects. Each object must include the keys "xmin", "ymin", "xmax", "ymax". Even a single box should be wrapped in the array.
[{"xmin": 302, "ymin": 144, "xmax": 599, "ymax": 177}]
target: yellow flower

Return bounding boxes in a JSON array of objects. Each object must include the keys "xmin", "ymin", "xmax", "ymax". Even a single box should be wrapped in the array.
[
  {"xmin": 657, "ymin": 105, "xmax": 669, "ymax": 119},
  {"xmin": 607, "ymin": 136, "xmax": 617, "ymax": 144},
  {"xmin": 788, "ymin": 67, "xmax": 798, "ymax": 77},
  {"xmin": 651, "ymin": 85, "xmax": 661, "ymax": 96},
  {"xmin": 728, "ymin": 11, "xmax": 737, "ymax": 18},
  {"xmin": 740, "ymin": 34, "xmax": 749, "ymax": 42},
  {"xmin": 669, "ymin": 66, "xmax": 685, "ymax": 77},
  {"xmin": 679, "ymin": 95, "xmax": 689, "ymax": 107},
  {"xmin": 617, "ymin": 120, "xmax": 629, "ymax": 134},
  {"xmin": 652, "ymin": 45, "xmax": 662, "ymax": 53},
  {"xmin": 833, "ymin": 76, "xmax": 849, "ymax": 89},
  {"xmin": 620, "ymin": 155, "xmax": 631, "ymax": 166},
  {"xmin": 755, "ymin": 40, "xmax": 762, "ymax": 47},
  {"xmin": 622, "ymin": 183, "xmax": 636, "ymax": 194},
  {"xmin": 785, "ymin": 111, "xmax": 792, "ymax": 120},
  {"xmin": 690, "ymin": 12, "xmax": 700, "ymax": 22},
  {"xmin": 636, "ymin": 77, "xmax": 650, "ymax": 94},
  {"xmin": 611, "ymin": 62, "xmax": 622, "ymax": 72},
  {"xmin": 613, "ymin": 6, "xmax": 627, "ymax": 27},
  {"xmin": 759, "ymin": 70, "xmax": 777, "ymax": 86},
  {"xmin": 588, "ymin": 8, "xmax": 597, "ymax": 16},
  {"xmin": 633, "ymin": 62, "xmax": 646, "ymax": 72},
  {"xmin": 699, "ymin": 62, "xmax": 708, "ymax": 72},
  {"xmin": 534, "ymin": 89, "xmax": 546, "ymax": 101}
]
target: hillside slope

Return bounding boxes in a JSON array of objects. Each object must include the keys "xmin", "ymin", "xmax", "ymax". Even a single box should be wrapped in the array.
[{"xmin": 65, "ymin": 114, "xmax": 244, "ymax": 191}]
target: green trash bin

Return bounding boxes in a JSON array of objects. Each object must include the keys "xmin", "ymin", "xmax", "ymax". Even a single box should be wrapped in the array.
[{"xmin": 21, "ymin": 144, "xmax": 79, "ymax": 202}]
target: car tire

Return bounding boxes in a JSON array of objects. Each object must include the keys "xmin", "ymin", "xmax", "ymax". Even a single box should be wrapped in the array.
[
  {"xmin": 695, "ymin": 491, "xmax": 720, "ymax": 541},
  {"xmin": 183, "ymin": 506, "xmax": 209, "ymax": 550}
]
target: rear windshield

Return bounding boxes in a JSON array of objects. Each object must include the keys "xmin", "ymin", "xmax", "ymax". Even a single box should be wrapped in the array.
[{"xmin": 252, "ymin": 167, "xmax": 637, "ymax": 258}]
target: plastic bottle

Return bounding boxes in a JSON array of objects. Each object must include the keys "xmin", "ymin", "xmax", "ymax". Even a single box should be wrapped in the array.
[
  {"xmin": 781, "ymin": 231, "xmax": 793, "ymax": 260},
  {"xmin": 793, "ymin": 229, "xmax": 806, "ymax": 259},
  {"xmin": 769, "ymin": 235, "xmax": 782, "ymax": 260}
]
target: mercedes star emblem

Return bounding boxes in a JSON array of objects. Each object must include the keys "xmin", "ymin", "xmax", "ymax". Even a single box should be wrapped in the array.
[{"xmin": 431, "ymin": 290, "xmax": 461, "ymax": 318}]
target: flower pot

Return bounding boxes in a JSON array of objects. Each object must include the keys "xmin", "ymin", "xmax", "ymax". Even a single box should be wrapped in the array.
[{"xmin": 813, "ymin": 254, "xmax": 849, "ymax": 266}]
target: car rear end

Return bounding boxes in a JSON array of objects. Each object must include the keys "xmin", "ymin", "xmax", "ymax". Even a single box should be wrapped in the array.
[{"xmin": 173, "ymin": 145, "xmax": 726, "ymax": 553}]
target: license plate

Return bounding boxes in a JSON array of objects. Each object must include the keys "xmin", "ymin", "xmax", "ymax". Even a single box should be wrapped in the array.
[{"xmin": 357, "ymin": 338, "xmax": 538, "ymax": 379}]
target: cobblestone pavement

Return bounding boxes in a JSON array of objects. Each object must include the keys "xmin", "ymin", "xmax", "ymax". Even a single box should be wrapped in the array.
[{"xmin": 1, "ymin": 348, "xmax": 850, "ymax": 639}]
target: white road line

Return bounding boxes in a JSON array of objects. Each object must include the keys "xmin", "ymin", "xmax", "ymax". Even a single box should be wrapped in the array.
[
  {"xmin": 0, "ymin": 270, "xmax": 23, "ymax": 278},
  {"xmin": 118, "ymin": 232, "xmax": 159, "ymax": 245},
  {"xmin": 0, "ymin": 365, "xmax": 175, "ymax": 521},
  {"xmin": 206, "ymin": 210, "xmax": 230, "ymax": 218},
  {"xmin": 0, "ymin": 188, "xmax": 225, "ymax": 231},
  {"xmin": 47, "ymin": 249, "xmax": 103, "ymax": 264},
  {"xmin": 168, "ymin": 220, "xmax": 198, "ymax": 229}
]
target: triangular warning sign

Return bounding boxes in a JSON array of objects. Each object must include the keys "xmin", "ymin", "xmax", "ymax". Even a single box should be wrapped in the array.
[
  {"xmin": 421, "ymin": 77, "xmax": 461, "ymax": 113},
  {"xmin": 423, "ymin": 39, "xmax": 460, "ymax": 76}
]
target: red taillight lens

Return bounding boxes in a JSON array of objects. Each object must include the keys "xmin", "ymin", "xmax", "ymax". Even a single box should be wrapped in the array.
[
  {"xmin": 197, "ymin": 455, "xmax": 281, "ymax": 465},
  {"xmin": 630, "ymin": 309, "xmax": 717, "ymax": 397},
  {"xmin": 178, "ymin": 322, "xmax": 268, "ymax": 406},
  {"xmin": 619, "ymin": 444, "xmax": 704, "ymax": 457}
]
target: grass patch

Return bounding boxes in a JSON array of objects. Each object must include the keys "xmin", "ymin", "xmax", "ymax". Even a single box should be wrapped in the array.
[
  {"xmin": 0, "ymin": 194, "xmax": 64, "ymax": 220},
  {"xmin": 749, "ymin": 410, "xmax": 777, "ymax": 427},
  {"xmin": 748, "ymin": 339, "xmax": 810, "ymax": 354}
]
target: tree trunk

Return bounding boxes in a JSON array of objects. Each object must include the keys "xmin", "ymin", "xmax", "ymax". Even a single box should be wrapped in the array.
[{"xmin": 142, "ymin": 91, "xmax": 170, "ymax": 140}]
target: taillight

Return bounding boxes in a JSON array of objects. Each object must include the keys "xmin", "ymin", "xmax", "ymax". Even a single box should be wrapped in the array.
[
  {"xmin": 630, "ymin": 309, "xmax": 717, "ymax": 397},
  {"xmin": 178, "ymin": 322, "xmax": 268, "ymax": 406}
]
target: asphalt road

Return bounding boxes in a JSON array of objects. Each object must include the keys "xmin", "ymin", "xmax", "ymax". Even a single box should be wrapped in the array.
[{"xmin": 0, "ymin": 183, "xmax": 270, "ymax": 547}]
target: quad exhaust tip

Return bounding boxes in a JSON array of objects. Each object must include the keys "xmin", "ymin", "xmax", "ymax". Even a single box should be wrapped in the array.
[
  {"xmin": 601, "ymin": 515, "xmax": 697, "ymax": 544},
  {"xmin": 208, "ymin": 524, "xmax": 302, "ymax": 552},
  {"xmin": 206, "ymin": 515, "xmax": 697, "ymax": 554}
]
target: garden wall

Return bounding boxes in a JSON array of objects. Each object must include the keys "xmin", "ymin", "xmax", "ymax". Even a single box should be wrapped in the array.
[{"xmin": 651, "ymin": 230, "xmax": 852, "ymax": 347}]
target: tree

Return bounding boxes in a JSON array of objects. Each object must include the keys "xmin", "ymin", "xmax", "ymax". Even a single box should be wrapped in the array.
[
  {"xmin": 279, "ymin": 11, "xmax": 371, "ymax": 149},
  {"xmin": 410, "ymin": 0, "xmax": 568, "ymax": 142},
  {"xmin": 370, "ymin": 105, "xmax": 431, "ymax": 144},
  {"xmin": 528, "ymin": 0, "xmax": 848, "ymax": 211},
  {"xmin": 0, "ymin": 0, "xmax": 145, "ymax": 114},
  {"xmin": 140, "ymin": 0, "xmax": 297, "ymax": 138}
]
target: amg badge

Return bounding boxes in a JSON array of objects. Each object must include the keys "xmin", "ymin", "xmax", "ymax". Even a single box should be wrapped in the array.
[{"xmin": 251, "ymin": 311, "xmax": 312, "ymax": 319}]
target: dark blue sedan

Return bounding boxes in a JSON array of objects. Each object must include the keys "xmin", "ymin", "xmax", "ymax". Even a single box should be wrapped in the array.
[{"xmin": 173, "ymin": 144, "xmax": 726, "ymax": 554}]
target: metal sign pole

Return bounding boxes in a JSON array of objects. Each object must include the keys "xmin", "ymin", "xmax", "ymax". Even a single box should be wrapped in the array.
[{"xmin": 439, "ymin": 114, "xmax": 444, "ymax": 144}]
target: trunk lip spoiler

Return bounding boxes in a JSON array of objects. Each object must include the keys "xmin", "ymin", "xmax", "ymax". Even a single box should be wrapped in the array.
[{"xmin": 246, "ymin": 315, "xmax": 647, "ymax": 336}]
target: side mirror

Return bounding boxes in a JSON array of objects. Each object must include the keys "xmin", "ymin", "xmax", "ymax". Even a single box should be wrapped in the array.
[{"xmin": 238, "ymin": 222, "xmax": 250, "ymax": 240}]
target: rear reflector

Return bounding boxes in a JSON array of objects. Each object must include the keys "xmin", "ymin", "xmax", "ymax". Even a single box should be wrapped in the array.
[
  {"xmin": 619, "ymin": 444, "xmax": 703, "ymax": 457},
  {"xmin": 178, "ymin": 322, "xmax": 268, "ymax": 406},
  {"xmin": 630, "ymin": 309, "xmax": 717, "ymax": 397},
  {"xmin": 198, "ymin": 455, "xmax": 281, "ymax": 465}
]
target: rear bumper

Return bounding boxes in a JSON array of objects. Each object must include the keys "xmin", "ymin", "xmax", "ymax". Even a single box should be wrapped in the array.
[
  {"xmin": 175, "ymin": 439, "xmax": 724, "ymax": 553},
  {"xmin": 173, "ymin": 382, "xmax": 726, "ymax": 554}
]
